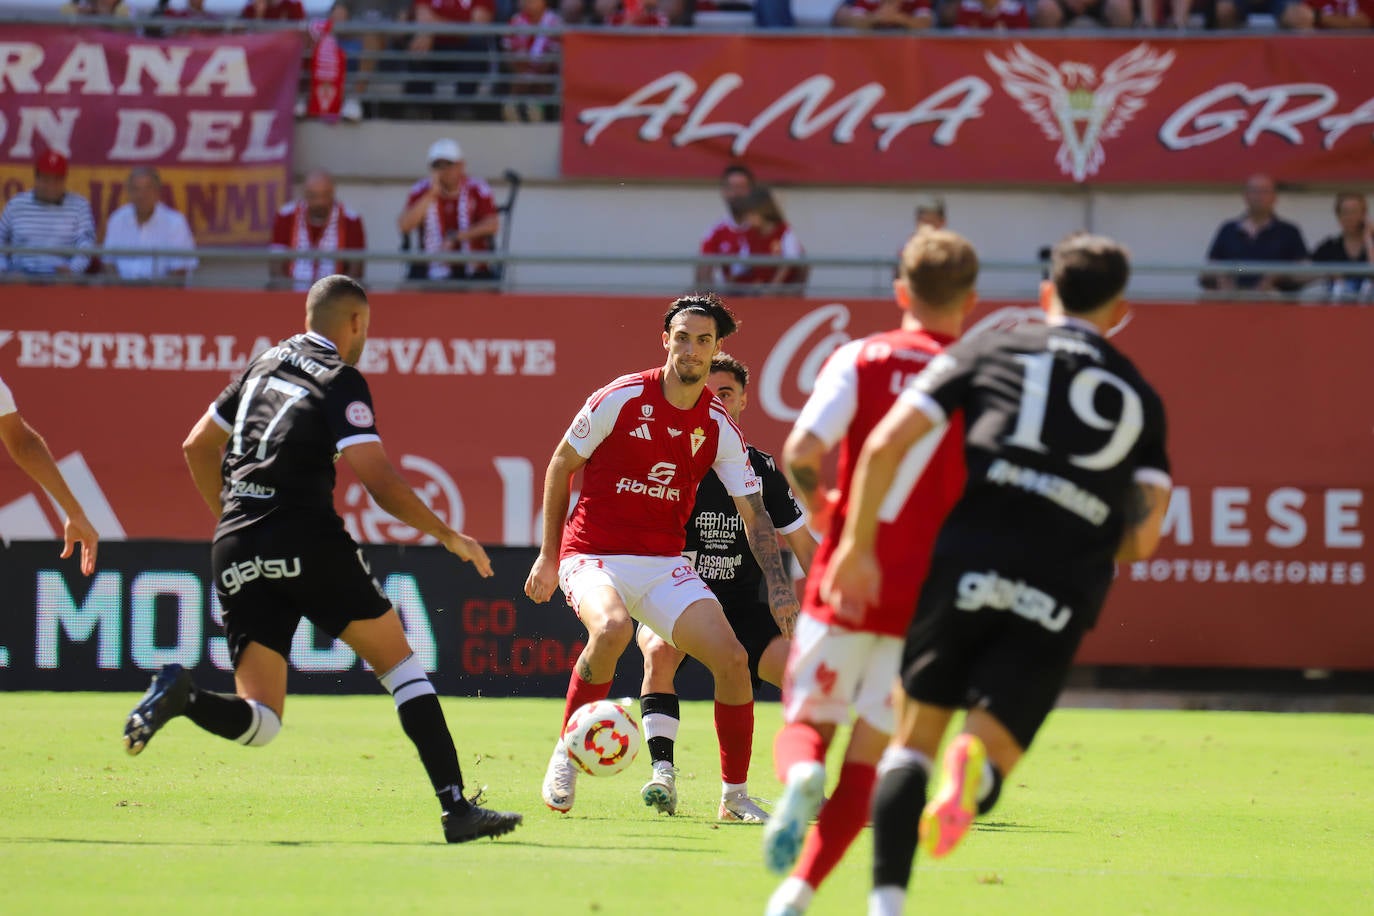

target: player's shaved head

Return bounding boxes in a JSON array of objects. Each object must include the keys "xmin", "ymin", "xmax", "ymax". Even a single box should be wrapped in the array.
[
  {"xmin": 664, "ymin": 293, "xmax": 738, "ymax": 341},
  {"xmin": 899, "ymin": 227, "xmax": 979, "ymax": 309},
  {"xmin": 1051, "ymin": 233, "xmax": 1130, "ymax": 314},
  {"xmin": 306, "ymin": 274, "xmax": 368, "ymax": 332}
]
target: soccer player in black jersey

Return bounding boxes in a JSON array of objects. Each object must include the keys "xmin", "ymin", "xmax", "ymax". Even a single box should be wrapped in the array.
[
  {"xmin": 826, "ymin": 235, "xmax": 1172, "ymax": 916},
  {"xmin": 121, "ymin": 275, "xmax": 521, "ymax": 844},
  {"xmin": 636, "ymin": 354, "xmax": 818, "ymax": 817}
]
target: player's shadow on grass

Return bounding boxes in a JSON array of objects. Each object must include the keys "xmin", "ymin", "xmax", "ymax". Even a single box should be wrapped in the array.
[{"xmin": 975, "ymin": 821, "xmax": 1071, "ymax": 835}]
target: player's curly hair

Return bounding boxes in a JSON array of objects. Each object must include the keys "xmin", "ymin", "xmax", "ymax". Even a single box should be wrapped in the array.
[
  {"xmin": 663, "ymin": 293, "xmax": 739, "ymax": 340},
  {"xmin": 710, "ymin": 352, "xmax": 749, "ymax": 388}
]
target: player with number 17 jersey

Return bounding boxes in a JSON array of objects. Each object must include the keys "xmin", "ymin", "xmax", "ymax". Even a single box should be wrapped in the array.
[{"xmin": 561, "ymin": 365, "xmax": 760, "ymax": 560}]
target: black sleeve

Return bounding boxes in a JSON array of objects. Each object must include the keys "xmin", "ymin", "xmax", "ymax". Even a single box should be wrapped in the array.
[
  {"xmin": 325, "ymin": 367, "xmax": 381, "ymax": 448},
  {"xmin": 1134, "ymin": 388, "xmax": 1171, "ymax": 484},
  {"xmin": 211, "ymin": 372, "xmax": 247, "ymax": 429},
  {"xmin": 903, "ymin": 332, "xmax": 984, "ymax": 423},
  {"xmin": 754, "ymin": 449, "xmax": 805, "ymax": 532}
]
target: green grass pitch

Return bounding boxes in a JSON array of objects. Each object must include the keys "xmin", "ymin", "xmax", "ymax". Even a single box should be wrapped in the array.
[{"xmin": 1, "ymin": 693, "xmax": 1371, "ymax": 915}]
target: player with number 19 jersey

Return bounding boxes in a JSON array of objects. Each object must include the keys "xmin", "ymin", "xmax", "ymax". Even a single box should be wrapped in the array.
[
  {"xmin": 210, "ymin": 330, "xmax": 380, "ymax": 537},
  {"xmin": 561, "ymin": 366, "xmax": 760, "ymax": 560}
]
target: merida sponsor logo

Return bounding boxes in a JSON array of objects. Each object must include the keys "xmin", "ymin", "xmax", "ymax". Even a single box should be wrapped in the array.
[
  {"xmin": 956, "ymin": 570, "xmax": 1072, "ymax": 633},
  {"xmin": 986, "ymin": 458, "xmax": 1110, "ymax": 526},
  {"xmin": 220, "ymin": 556, "xmax": 303, "ymax": 595},
  {"xmin": 615, "ymin": 478, "xmax": 681, "ymax": 501},
  {"xmin": 230, "ymin": 480, "xmax": 276, "ymax": 499}
]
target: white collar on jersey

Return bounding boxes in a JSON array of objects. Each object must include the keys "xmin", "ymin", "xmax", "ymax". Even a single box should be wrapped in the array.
[{"xmin": 303, "ymin": 329, "xmax": 339, "ymax": 352}]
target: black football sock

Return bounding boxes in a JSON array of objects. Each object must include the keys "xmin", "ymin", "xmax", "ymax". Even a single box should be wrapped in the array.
[
  {"xmin": 871, "ymin": 749, "xmax": 932, "ymax": 890},
  {"xmin": 184, "ymin": 687, "xmax": 254, "ymax": 741},
  {"xmin": 397, "ymin": 693, "xmax": 466, "ymax": 810},
  {"xmin": 639, "ymin": 693, "xmax": 681, "ymax": 767}
]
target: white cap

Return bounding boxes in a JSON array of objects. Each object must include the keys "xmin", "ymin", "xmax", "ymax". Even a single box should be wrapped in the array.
[{"xmin": 427, "ymin": 138, "xmax": 462, "ymax": 165}]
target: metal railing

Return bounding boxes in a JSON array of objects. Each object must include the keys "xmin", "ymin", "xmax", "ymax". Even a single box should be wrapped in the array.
[{"xmin": 4, "ymin": 244, "xmax": 1374, "ymax": 301}]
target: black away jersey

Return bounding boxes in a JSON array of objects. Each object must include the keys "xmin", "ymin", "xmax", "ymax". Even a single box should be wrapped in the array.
[
  {"xmin": 901, "ymin": 317, "xmax": 1170, "ymax": 621},
  {"xmin": 209, "ymin": 331, "xmax": 380, "ymax": 536},
  {"xmin": 684, "ymin": 445, "xmax": 807, "ymax": 608}
]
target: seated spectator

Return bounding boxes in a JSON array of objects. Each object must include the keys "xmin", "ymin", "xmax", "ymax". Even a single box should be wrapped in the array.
[
  {"xmin": 397, "ymin": 138, "xmax": 501, "ymax": 284},
  {"xmin": 737, "ymin": 187, "xmax": 807, "ymax": 295},
  {"xmin": 60, "ymin": 0, "xmax": 131, "ymax": 16},
  {"xmin": 914, "ymin": 196, "xmax": 946, "ymax": 231},
  {"xmin": 1200, "ymin": 174, "xmax": 1308, "ymax": 293},
  {"xmin": 833, "ymin": 0, "xmax": 934, "ymax": 29},
  {"xmin": 696, "ymin": 163, "xmax": 757, "ymax": 290},
  {"xmin": 270, "ymin": 169, "xmax": 366, "ymax": 291},
  {"xmin": 952, "ymin": 0, "xmax": 1029, "ymax": 27},
  {"xmin": 502, "ymin": 0, "xmax": 561, "ymax": 123},
  {"xmin": 408, "ymin": 0, "xmax": 497, "ymax": 120},
  {"xmin": 608, "ymin": 0, "xmax": 673, "ymax": 24},
  {"xmin": 1311, "ymin": 192, "xmax": 1373, "ymax": 300},
  {"xmin": 1139, "ymin": 0, "xmax": 1245, "ymax": 29},
  {"xmin": 1277, "ymin": 0, "xmax": 1316, "ymax": 26},
  {"xmin": 331, "ymin": 0, "xmax": 412, "ymax": 123},
  {"xmin": 152, "ymin": 0, "xmax": 221, "ymax": 31},
  {"xmin": 240, "ymin": 0, "xmax": 307, "ymax": 20},
  {"xmin": 0, "ymin": 151, "xmax": 96, "ymax": 277},
  {"xmin": 102, "ymin": 167, "xmax": 198, "ymax": 282},
  {"xmin": 1305, "ymin": 0, "xmax": 1373, "ymax": 27},
  {"xmin": 1032, "ymin": 0, "xmax": 1132, "ymax": 28}
]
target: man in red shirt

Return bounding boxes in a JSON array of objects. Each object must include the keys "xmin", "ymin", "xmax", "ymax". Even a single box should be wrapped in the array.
[
  {"xmin": 240, "ymin": 0, "xmax": 306, "ymax": 19},
  {"xmin": 952, "ymin": 0, "xmax": 1029, "ymax": 28},
  {"xmin": 696, "ymin": 164, "xmax": 757, "ymax": 291},
  {"xmin": 1305, "ymin": 0, "xmax": 1374, "ymax": 27},
  {"xmin": 762, "ymin": 229, "xmax": 979, "ymax": 916},
  {"xmin": 397, "ymin": 138, "xmax": 500, "ymax": 284},
  {"xmin": 524, "ymin": 294, "xmax": 801, "ymax": 822},
  {"xmin": 833, "ymin": 0, "xmax": 934, "ymax": 29},
  {"xmin": 270, "ymin": 170, "xmax": 366, "ymax": 291}
]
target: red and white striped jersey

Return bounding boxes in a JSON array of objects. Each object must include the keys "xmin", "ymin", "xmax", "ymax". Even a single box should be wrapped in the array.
[
  {"xmin": 793, "ymin": 327, "xmax": 966, "ymax": 637},
  {"xmin": 561, "ymin": 367, "xmax": 760, "ymax": 559}
]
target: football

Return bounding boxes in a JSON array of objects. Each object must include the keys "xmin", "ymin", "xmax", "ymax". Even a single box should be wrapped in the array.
[{"xmin": 562, "ymin": 700, "xmax": 642, "ymax": 777}]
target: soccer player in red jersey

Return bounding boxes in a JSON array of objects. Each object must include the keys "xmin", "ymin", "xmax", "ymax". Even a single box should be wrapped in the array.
[
  {"xmin": 762, "ymin": 229, "xmax": 980, "ymax": 915},
  {"xmin": 524, "ymin": 294, "xmax": 801, "ymax": 822}
]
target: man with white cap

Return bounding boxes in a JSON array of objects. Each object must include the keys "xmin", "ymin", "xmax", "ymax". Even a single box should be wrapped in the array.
[
  {"xmin": 0, "ymin": 150, "xmax": 96, "ymax": 275},
  {"xmin": 397, "ymin": 138, "xmax": 500, "ymax": 283}
]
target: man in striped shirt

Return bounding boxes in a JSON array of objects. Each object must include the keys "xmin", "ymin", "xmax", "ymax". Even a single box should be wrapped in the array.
[{"xmin": 0, "ymin": 151, "xmax": 96, "ymax": 276}]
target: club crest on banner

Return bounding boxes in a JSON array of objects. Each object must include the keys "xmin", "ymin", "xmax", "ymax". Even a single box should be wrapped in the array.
[{"xmin": 985, "ymin": 43, "xmax": 1175, "ymax": 182}]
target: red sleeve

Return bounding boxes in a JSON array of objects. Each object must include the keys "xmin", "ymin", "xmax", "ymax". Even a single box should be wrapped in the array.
[
  {"xmin": 344, "ymin": 214, "xmax": 366, "ymax": 250},
  {"xmin": 700, "ymin": 226, "xmax": 722, "ymax": 255},
  {"xmin": 270, "ymin": 211, "xmax": 292, "ymax": 247},
  {"xmin": 405, "ymin": 181, "xmax": 429, "ymax": 207},
  {"xmin": 953, "ymin": 5, "xmax": 978, "ymax": 26},
  {"xmin": 474, "ymin": 186, "xmax": 498, "ymax": 221},
  {"xmin": 240, "ymin": 2, "xmax": 256, "ymax": 17},
  {"xmin": 287, "ymin": 1, "xmax": 306, "ymax": 19},
  {"xmin": 1007, "ymin": 4, "xmax": 1029, "ymax": 26}
]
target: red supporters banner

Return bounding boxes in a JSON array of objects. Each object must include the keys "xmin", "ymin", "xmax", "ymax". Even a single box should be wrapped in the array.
[
  {"xmin": 1, "ymin": 291, "xmax": 1372, "ymax": 670},
  {"xmin": 561, "ymin": 34, "xmax": 1374, "ymax": 185},
  {"xmin": 0, "ymin": 27, "xmax": 301, "ymax": 244}
]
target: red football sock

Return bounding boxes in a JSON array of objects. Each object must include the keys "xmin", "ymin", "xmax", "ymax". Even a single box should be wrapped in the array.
[
  {"xmin": 773, "ymin": 721, "xmax": 827, "ymax": 783},
  {"xmin": 714, "ymin": 699, "xmax": 754, "ymax": 785},
  {"xmin": 795, "ymin": 761, "xmax": 878, "ymax": 889},
  {"xmin": 561, "ymin": 670, "xmax": 612, "ymax": 729}
]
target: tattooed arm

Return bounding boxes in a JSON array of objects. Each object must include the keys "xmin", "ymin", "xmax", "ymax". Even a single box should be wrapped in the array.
[
  {"xmin": 734, "ymin": 490, "xmax": 802, "ymax": 639},
  {"xmin": 782, "ymin": 427, "xmax": 831, "ymax": 529},
  {"xmin": 1116, "ymin": 482, "xmax": 1171, "ymax": 562}
]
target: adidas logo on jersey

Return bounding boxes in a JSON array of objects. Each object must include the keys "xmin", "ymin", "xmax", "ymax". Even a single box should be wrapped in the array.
[{"xmin": 630, "ymin": 424, "xmax": 652, "ymax": 440}]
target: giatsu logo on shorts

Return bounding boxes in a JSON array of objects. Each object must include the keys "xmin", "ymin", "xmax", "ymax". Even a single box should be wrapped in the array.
[
  {"xmin": 955, "ymin": 570, "xmax": 1072, "ymax": 633},
  {"xmin": 220, "ymin": 555, "xmax": 304, "ymax": 595}
]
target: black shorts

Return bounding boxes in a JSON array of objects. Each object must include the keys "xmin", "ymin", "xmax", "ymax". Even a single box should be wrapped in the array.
[
  {"xmin": 722, "ymin": 597, "xmax": 783, "ymax": 688},
  {"xmin": 899, "ymin": 560, "xmax": 1090, "ymax": 750},
  {"xmin": 212, "ymin": 521, "xmax": 391, "ymax": 668}
]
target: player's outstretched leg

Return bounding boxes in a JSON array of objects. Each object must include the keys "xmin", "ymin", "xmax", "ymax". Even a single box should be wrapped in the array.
[
  {"xmin": 638, "ymin": 627, "xmax": 685, "ymax": 816},
  {"xmin": 919, "ymin": 733, "xmax": 986, "ymax": 859},
  {"xmin": 123, "ymin": 664, "xmax": 192, "ymax": 755}
]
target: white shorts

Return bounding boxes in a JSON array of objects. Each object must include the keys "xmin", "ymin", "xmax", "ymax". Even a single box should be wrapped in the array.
[
  {"xmin": 782, "ymin": 613, "xmax": 903, "ymax": 734},
  {"xmin": 558, "ymin": 553, "xmax": 718, "ymax": 648}
]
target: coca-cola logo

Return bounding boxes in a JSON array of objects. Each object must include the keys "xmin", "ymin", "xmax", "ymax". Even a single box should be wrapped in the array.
[
  {"xmin": 758, "ymin": 304, "xmax": 854, "ymax": 422},
  {"xmin": 341, "ymin": 453, "xmax": 464, "ymax": 545}
]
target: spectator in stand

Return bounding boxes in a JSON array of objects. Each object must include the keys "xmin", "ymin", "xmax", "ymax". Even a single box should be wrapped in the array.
[
  {"xmin": 408, "ymin": 0, "xmax": 498, "ymax": 120},
  {"xmin": 1200, "ymin": 174, "xmax": 1308, "ymax": 293},
  {"xmin": 952, "ymin": 0, "xmax": 1029, "ymax": 27},
  {"xmin": 331, "ymin": 0, "xmax": 412, "ymax": 123},
  {"xmin": 1311, "ymin": 193, "xmax": 1373, "ymax": 300},
  {"xmin": 398, "ymin": 138, "xmax": 501, "ymax": 284},
  {"xmin": 1032, "ymin": 0, "xmax": 1131, "ymax": 28},
  {"xmin": 0, "ymin": 151, "xmax": 96, "ymax": 277},
  {"xmin": 696, "ymin": 163, "xmax": 757, "ymax": 291},
  {"xmin": 270, "ymin": 170, "xmax": 367, "ymax": 291},
  {"xmin": 151, "ymin": 0, "xmax": 221, "ymax": 32},
  {"xmin": 60, "ymin": 0, "xmax": 131, "ymax": 16},
  {"xmin": 608, "ymin": 0, "xmax": 673, "ymax": 24},
  {"xmin": 1301, "ymin": 0, "xmax": 1373, "ymax": 27},
  {"xmin": 241, "ymin": 0, "xmax": 307, "ymax": 20},
  {"xmin": 502, "ymin": 0, "xmax": 561, "ymax": 123},
  {"xmin": 737, "ymin": 187, "xmax": 807, "ymax": 296},
  {"xmin": 103, "ymin": 167, "xmax": 198, "ymax": 283},
  {"xmin": 833, "ymin": 0, "xmax": 934, "ymax": 29},
  {"xmin": 914, "ymin": 197, "xmax": 946, "ymax": 231},
  {"xmin": 1138, "ymin": 0, "xmax": 1246, "ymax": 29}
]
